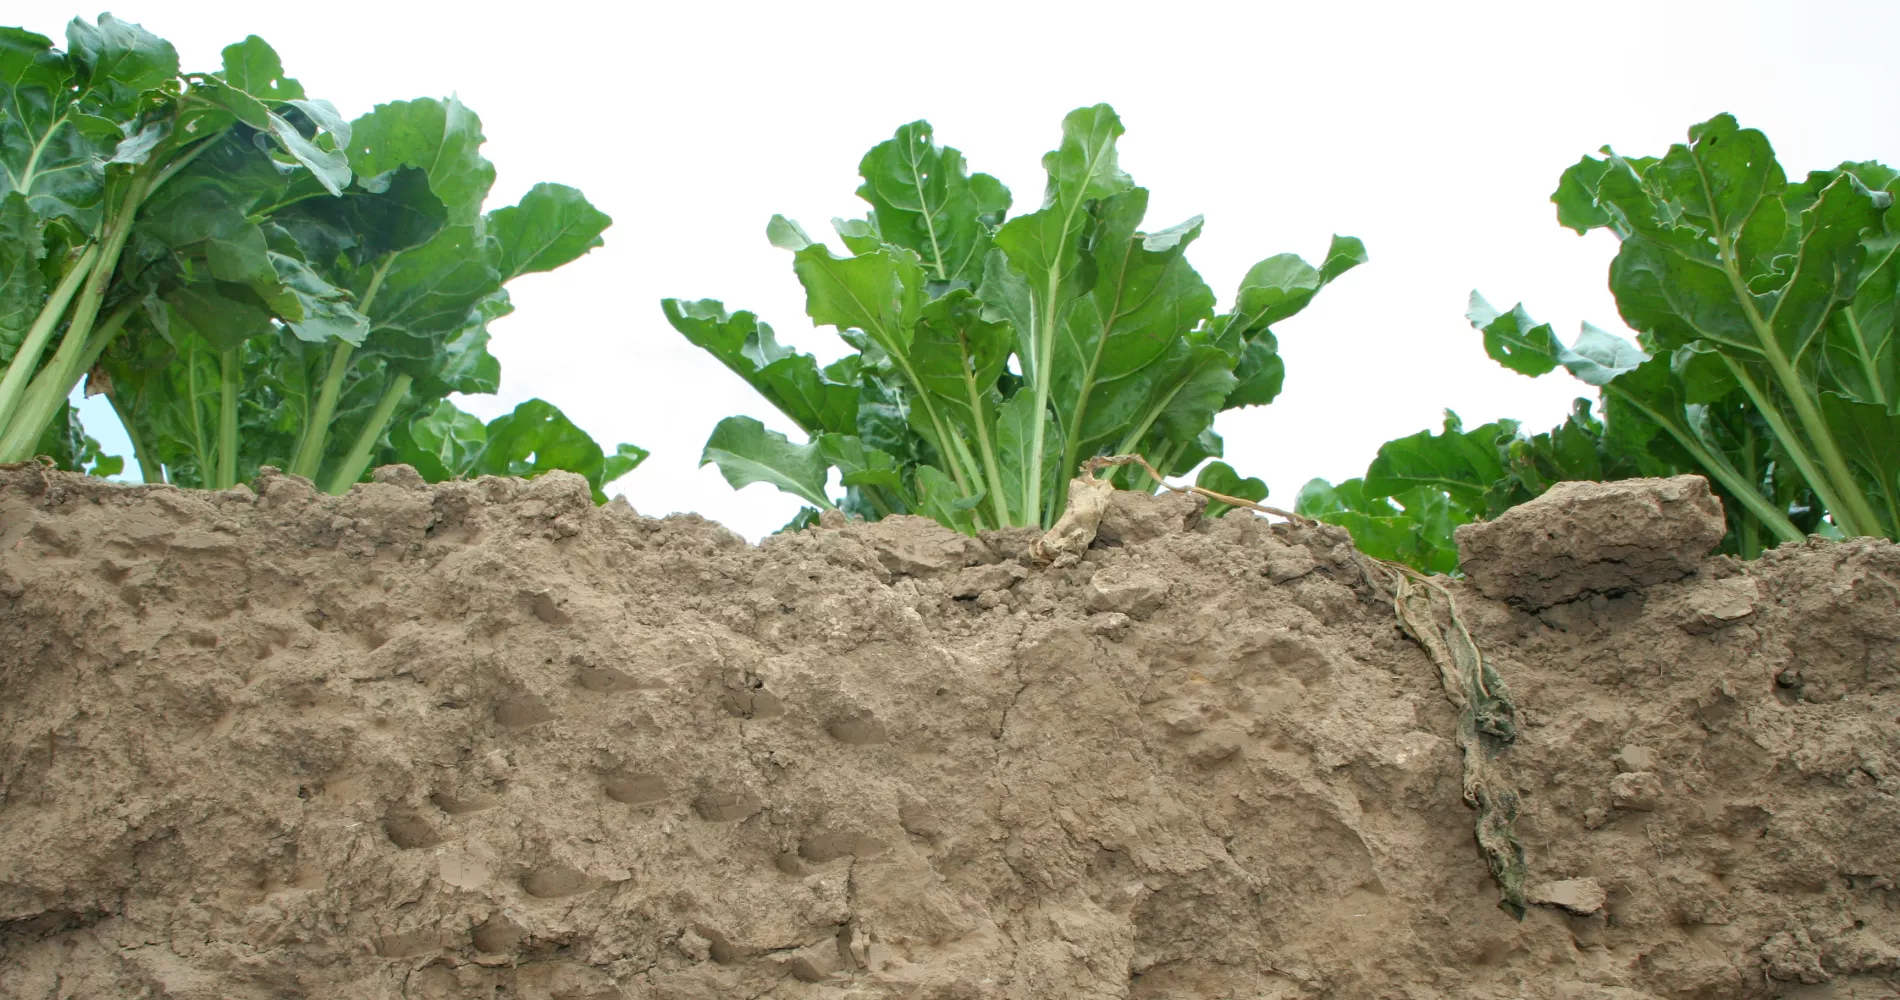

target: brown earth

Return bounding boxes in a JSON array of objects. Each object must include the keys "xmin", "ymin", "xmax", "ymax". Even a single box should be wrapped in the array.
[{"xmin": 0, "ymin": 465, "xmax": 1896, "ymax": 1000}]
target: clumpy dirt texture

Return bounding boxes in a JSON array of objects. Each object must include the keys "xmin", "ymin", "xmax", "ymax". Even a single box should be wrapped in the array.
[
  {"xmin": 0, "ymin": 467, "xmax": 1895, "ymax": 999},
  {"xmin": 1457, "ymin": 475, "xmax": 1729, "ymax": 610}
]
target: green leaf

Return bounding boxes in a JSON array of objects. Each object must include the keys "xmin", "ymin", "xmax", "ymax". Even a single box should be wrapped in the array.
[
  {"xmin": 468, "ymin": 398, "xmax": 624, "ymax": 501},
  {"xmin": 1560, "ymin": 322, "xmax": 1650, "ymax": 386},
  {"xmin": 1363, "ymin": 411, "xmax": 1515, "ymax": 513},
  {"xmin": 163, "ymin": 281, "xmax": 274, "ymax": 351},
  {"xmin": 1041, "ymin": 104, "xmax": 1133, "ymax": 210},
  {"xmin": 0, "ymin": 192, "xmax": 45, "ymax": 361},
  {"xmin": 699, "ymin": 415, "xmax": 834, "ymax": 510},
  {"xmin": 366, "ymin": 224, "xmax": 502, "ymax": 361},
  {"xmin": 488, "ymin": 183, "xmax": 611, "ymax": 281},
  {"xmin": 346, "ymin": 97, "xmax": 494, "ymax": 226},
  {"xmin": 1319, "ymin": 235, "xmax": 1369, "ymax": 284},
  {"xmin": 1820, "ymin": 391, "xmax": 1900, "ymax": 535},
  {"xmin": 907, "ymin": 286, "xmax": 1013, "ymax": 438},
  {"xmin": 33, "ymin": 401, "xmax": 121, "ymax": 476},
  {"xmin": 1769, "ymin": 173, "xmax": 1883, "ymax": 365},
  {"xmin": 1467, "ymin": 291, "xmax": 1562, "ymax": 377},
  {"xmin": 912, "ymin": 463, "xmax": 978, "ymax": 534},
  {"xmin": 817, "ymin": 433, "xmax": 905, "ymax": 492},
  {"xmin": 1054, "ymin": 188, "xmax": 1215, "ymax": 460},
  {"xmin": 266, "ymin": 253, "xmax": 371, "ymax": 345},
  {"xmin": 661, "ymin": 298, "xmax": 858, "ymax": 436},
  {"xmin": 789, "ymin": 242, "xmax": 926, "ymax": 358},
  {"xmin": 386, "ymin": 398, "xmax": 487, "ymax": 481},
  {"xmin": 1196, "ymin": 460, "xmax": 1265, "ymax": 517},
  {"xmin": 412, "ymin": 292, "xmax": 505, "ymax": 396},
  {"xmin": 602, "ymin": 442, "xmax": 649, "ymax": 486},
  {"xmin": 1226, "ymin": 333, "xmax": 1285, "ymax": 409},
  {"xmin": 218, "ymin": 35, "xmax": 304, "ymax": 101},
  {"xmin": 995, "ymin": 389, "xmax": 1059, "ymax": 523},
  {"xmin": 1, "ymin": 27, "xmax": 115, "ymax": 225},
  {"xmin": 1552, "ymin": 155, "xmax": 1614, "ymax": 234},
  {"xmin": 1295, "ymin": 477, "xmax": 1463, "ymax": 575},
  {"xmin": 64, "ymin": 15, "xmax": 177, "ymax": 118},
  {"xmin": 854, "ymin": 120, "xmax": 1010, "ymax": 286}
]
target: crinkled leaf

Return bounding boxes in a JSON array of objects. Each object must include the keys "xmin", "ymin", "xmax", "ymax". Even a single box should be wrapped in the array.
[
  {"xmin": 365, "ymin": 224, "xmax": 501, "ymax": 362},
  {"xmin": 64, "ymin": 15, "xmax": 177, "ymax": 119},
  {"xmin": 265, "ymin": 252, "xmax": 371, "ymax": 345}
]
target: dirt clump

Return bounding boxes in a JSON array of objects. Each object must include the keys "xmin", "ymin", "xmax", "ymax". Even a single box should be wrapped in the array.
[
  {"xmin": 0, "ymin": 466, "xmax": 1895, "ymax": 999},
  {"xmin": 1456, "ymin": 475, "xmax": 1729, "ymax": 610}
]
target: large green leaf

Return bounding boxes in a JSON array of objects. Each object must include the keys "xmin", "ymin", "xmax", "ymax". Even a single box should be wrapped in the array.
[
  {"xmin": 788, "ymin": 238, "xmax": 927, "ymax": 359},
  {"xmin": 854, "ymin": 120, "xmax": 1010, "ymax": 286},
  {"xmin": 0, "ymin": 192, "xmax": 44, "ymax": 360},
  {"xmin": 345, "ymin": 97, "xmax": 494, "ymax": 226},
  {"xmin": 64, "ymin": 15, "xmax": 178, "ymax": 115},
  {"xmin": 1467, "ymin": 292, "xmax": 1562, "ymax": 377},
  {"xmin": 386, "ymin": 397, "xmax": 486, "ymax": 481},
  {"xmin": 660, "ymin": 298, "xmax": 856, "ymax": 436},
  {"xmin": 905, "ymin": 287, "xmax": 1012, "ymax": 443},
  {"xmin": 1363, "ymin": 411, "xmax": 1515, "ymax": 512},
  {"xmin": 1053, "ymin": 188, "xmax": 1214, "ymax": 463},
  {"xmin": 0, "ymin": 25, "xmax": 123, "ymax": 225},
  {"xmin": 489, "ymin": 183, "xmax": 611, "ymax": 281},
  {"xmin": 699, "ymin": 415, "xmax": 834, "ymax": 510},
  {"xmin": 469, "ymin": 398, "xmax": 614, "ymax": 499},
  {"xmin": 366, "ymin": 224, "xmax": 502, "ymax": 362}
]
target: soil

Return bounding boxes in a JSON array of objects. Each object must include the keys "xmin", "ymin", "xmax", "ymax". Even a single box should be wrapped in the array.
[{"xmin": 0, "ymin": 465, "xmax": 1896, "ymax": 999}]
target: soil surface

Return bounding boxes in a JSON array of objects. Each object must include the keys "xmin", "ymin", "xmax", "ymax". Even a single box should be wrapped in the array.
[{"xmin": 1, "ymin": 466, "xmax": 1896, "ymax": 999}]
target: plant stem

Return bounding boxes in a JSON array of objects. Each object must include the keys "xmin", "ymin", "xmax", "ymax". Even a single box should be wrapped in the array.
[
  {"xmin": 187, "ymin": 341, "xmax": 210, "ymax": 478},
  {"xmin": 1607, "ymin": 385, "xmax": 1805, "ymax": 545},
  {"xmin": 107, "ymin": 388, "xmax": 163, "ymax": 484},
  {"xmin": 0, "ymin": 166, "xmax": 154, "ymax": 462},
  {"xmin": 216, "ymin": 347, "xmax": 240, "ymax": 490},
  {"xmin": 960, "ymin": 357, "xmax": 1012, "ymax": 526},
  {"xmin": 77, "ymin": 300, "xmax": 139, "ymax": 374},
  {"xmin": 1707, "ymin": 197, "xmax": 1884, "ymax": 537},
  {"xmin": 324, "ymin": 372, "xmax": 411, "ymax": 494},
  {"xmin": 292, "ymin": 255, "xmax": 393, "ymax": 480},
  {"xmin": 291, "ymin": 341, "xmax": 354, "ymax": 480},
  {"xmin": 0, "ymin": 246, "xmax": 99, "ymax": 434},
  {"xmin": 1838, "ymin": 307, "xmax": 1888, "ymax": 407},
  {"xmin": 1716, "ymin": 355, "xmax": 1862, "ymax": 537}
]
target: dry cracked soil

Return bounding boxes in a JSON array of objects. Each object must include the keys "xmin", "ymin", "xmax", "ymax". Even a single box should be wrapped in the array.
[{"xmin": 0, "ymin": 465, "xmax": 1896, "ymax": 999}]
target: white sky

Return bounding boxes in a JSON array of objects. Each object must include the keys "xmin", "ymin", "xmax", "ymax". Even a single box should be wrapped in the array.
[{"xmin": 26, "ymin": 1, "xmax": 1900, "ymax": 539}]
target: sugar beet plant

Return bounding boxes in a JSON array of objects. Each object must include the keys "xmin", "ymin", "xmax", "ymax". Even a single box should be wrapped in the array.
[
  {"xmin": 666, "ymin": 105, "xmax": 1362, "ymax": 533},
  {"xmin": 1302, "ymin": 114, "xmax": 1900, "ymax": 571},
  {"xmin": 2, "ymin": 16, "xmax": 641, "ymax": 498}
]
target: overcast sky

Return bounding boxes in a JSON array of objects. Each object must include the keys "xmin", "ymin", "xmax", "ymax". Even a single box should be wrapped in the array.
[{"xmin": 23, "ymin": 1, "xmax": 1900, "ymax": 539}]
